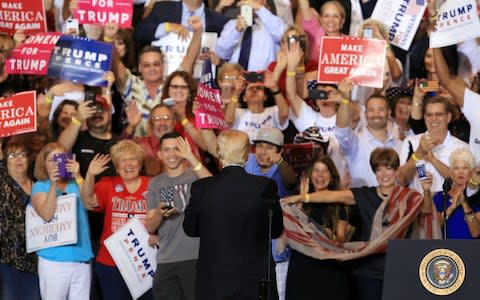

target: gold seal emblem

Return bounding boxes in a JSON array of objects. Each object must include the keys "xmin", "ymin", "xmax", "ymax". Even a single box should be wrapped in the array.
[{"xmin": 419, "ymin": 248, "xmax": 465, "ymax": 296}]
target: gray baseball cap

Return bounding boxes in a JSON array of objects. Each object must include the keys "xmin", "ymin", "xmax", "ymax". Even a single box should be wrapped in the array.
[{"xmin": 253, "ymin": 128, "xmax": 284, "ymax": 147}]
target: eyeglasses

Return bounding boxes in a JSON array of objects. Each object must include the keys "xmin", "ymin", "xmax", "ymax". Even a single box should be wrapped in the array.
[
  {"xmin": 424, "ymin": 112, "xmax": 447, "ymax": 118},
  {"xmin": 222, "ymin": 75, "xmax": 240, "ymax": 81},
  {"xmin": 169, "ymin": 84, "xmax": 189, "ymax": 91},
  {"xmin": 152, "ymin": 115, "xmax": 173, "ymax": 122},
  {"xmin": 7, "ymin": 152, "xmax": 28, "ymax": 159},
  {"xmin": 247, "ymin": 86, "xmax": 264, "ymax": 92}
]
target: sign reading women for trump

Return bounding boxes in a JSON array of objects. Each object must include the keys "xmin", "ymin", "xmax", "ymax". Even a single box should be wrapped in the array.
[
  {"xmin": 5, "ymin": 32, "xmax": 60, "ymax": 75},
  {"xmin": 0, "ymin": 0, "xmax": 47, "ymax": 35},
  {"xmin": 105, "ymin": 218, "xmax": 157, "ymax": 300},
  {"xmin": 318, "ymin": 36, "xmax": 386, "ymax": 88},
  {"xmin": 0, "ymin": 91, "xmax": 36, "ymax": 137},
  {"xmin": 430, "ymin": 0, "xmax": 480, "ymax": 48},
  {"xmin": 371, "ymin": 0, "xmax": 427, "ymax": 50},
  {"xmin": 74, "ymin": 0, "xmax": 133, "ymax": 28},
  {"xmin": 26, "ymin": 193, "xmax": 78, "ymax": 253},
  {"xmin": 195, "ymin": 83, "xmax": 228, "ymax": 129},
  {"xmin": 47, "ymin": 35, "xmax": 112, "ymax": 86}
]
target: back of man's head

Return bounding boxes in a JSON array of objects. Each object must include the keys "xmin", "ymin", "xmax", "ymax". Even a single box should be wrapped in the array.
[{"xmin": 217, "ymin": 130, "xmax": 250, "ymax": 167}]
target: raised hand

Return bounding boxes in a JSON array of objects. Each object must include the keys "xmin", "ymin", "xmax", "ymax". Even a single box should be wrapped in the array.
[{"xmin": 87, "ymin": 154, "xmax": 111, "ymax": 177}]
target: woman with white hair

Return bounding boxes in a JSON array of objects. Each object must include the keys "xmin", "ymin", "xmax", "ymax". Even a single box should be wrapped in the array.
[{"xmin": 424, "ymin": 148, "xmax": 480, "ymax": 239}]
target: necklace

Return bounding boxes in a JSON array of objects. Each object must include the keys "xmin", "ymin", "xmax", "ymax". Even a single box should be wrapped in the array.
[{"xmin": 376, "ymin": 187, "xmax": 390, "ymax": 201}]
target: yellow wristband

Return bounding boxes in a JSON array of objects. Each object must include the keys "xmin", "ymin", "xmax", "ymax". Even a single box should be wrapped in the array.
[
  {"xmin": 304, "ymin": 193, "xmax": 310, "ymax": 203},
  {"xmin": 276, "ymin": 157, "xmax": 284, "ymax": 165},
  {"xmin": 192, "ymin": 162, "xmax": 202, "ymax": 171},
  {"xmin": 71, "ymin": 116, "xmax": 82, "ymax": 126},
  {"xmin": 286, "ymin": 71, "xmax": 296, "ymax": 77},
  {"xmin": 165, "ymin": 22, "xmax": 171, "ymax": 33},
  {"xmin": 231, "ymin": 96, "xmax": 238, "ymax": 103},
  {"xmin": 75, "ymin": 177, "xmax": 84, "ymax": 185},
  {"xmin": 411, "ymin": 153, "xmax": 420, "ymax": 162},
  {"xmin": 103, "ymin": 36, "xmax": 113, "ymax": 43},
  {"xmin": 45, "ymin": 95, "xmax": 53, "ymax": 105},
  {"xmin": 340, "ymin": 98, "xmax": 350, "ymax": 105},
  {"xmin": 296, "ymin": 65, "xmax": 305, "ymax": 73},
  {"xmin": 181, "ymin": 118, "xmax": 190, "ymax": 126},
  {"xmin": 430, "ymin": 14, "xmax": 438, "ymax": 22}
]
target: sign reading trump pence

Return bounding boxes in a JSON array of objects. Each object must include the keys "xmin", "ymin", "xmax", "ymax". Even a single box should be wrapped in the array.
[
  {"xmin": 318, "ymin": 36, "xmax": 386, "ymax": 88},
  {"xmin": 26, "ymin": 193, "xmax": 78, "ymax": 253},
  {"xmin": 104, "ymin": 218, "xmax": 157, "ymax": 300},
  {"xmin": 0, "ymin": 91, "xmax": 37, "ymax": 138}
]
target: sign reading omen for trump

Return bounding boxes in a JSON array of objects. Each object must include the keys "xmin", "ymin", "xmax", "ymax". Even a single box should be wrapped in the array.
[{"xmin": 47, "ymin": 35, "xmax": 113, "ymax": 86}]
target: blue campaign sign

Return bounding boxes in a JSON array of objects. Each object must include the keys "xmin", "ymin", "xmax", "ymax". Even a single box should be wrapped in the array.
[
  {"xmin": 47, "ymin": 35, "xmax": 112, "ymax": 86},
  {"xmin": 199, "ymin": 58, "xmax": 217, "ymax": 89}
]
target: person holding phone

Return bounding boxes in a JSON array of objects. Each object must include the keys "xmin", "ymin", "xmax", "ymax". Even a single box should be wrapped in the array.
[
  {"xmin": 31, "ymin": 142, "xmax": 93, "ymax": 299},
  {"xmin": 146, "ymin": 133, "xmax": 211, "ymax": 300},
  {"xmin": 224, "ymin": 67, "xmax": 289, "ymax": 143},
  {"xmin": 215, "ymin": 0, "xmax": 288, "ymax": 71}
]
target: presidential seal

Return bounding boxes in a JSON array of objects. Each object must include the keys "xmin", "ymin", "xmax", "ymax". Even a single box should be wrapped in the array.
[{"xmin": 419, "ymin": 248, "xmax": 465, "ymax": 296}]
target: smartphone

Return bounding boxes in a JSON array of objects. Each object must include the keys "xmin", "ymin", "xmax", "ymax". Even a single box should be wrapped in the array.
[
  {"xmin": 64, "ymin": 18, "xmax": 79, "ymax": 34},
  {"xmin": 163, "ymin": 98, "xmax": 176, "ymax": 107},
  {"xmin": 287, "ymin": 34, "xmax": 307, "ymax": 52},
  {"xmin": 84, "ymin": 87, "xmax": 96, "ymax": 107},
  {"xmin": 240, "ymin": 5, "xmax": 253, "ymax": 27},
  {"xmin": 419, "ymin": 80, "xmax": 439, "ymax": 92},
  {"xmin": 244, "ymin": 71, "xmax": 264, "ymax": 83},
  {"xmin": 308, "ymin": 89, "xmax": 329, "ymax": 100},
  {"xmin": 363, "ymin": 28, "xmax": 373, "ymax": 39},
  {"xmin": 53, "ymin": 153, "xmax": 74, "ymax": 181}
]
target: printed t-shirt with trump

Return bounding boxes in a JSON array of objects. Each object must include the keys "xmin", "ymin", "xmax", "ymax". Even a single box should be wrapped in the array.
[{"xmin": 94, "ymin": 176, "xmax": 150, "ymax": 266}]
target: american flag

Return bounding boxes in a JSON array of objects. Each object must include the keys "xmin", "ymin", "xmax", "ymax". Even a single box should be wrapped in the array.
[{"xmin": 406, "ymin": 0, "xmax": 426, "ymax": 15}]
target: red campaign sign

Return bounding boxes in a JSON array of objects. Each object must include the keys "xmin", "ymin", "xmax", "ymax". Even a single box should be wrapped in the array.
[
  {"xmin": 194, "ymin": 83, "xmax": 228, "ymax": 129},
  {"xmin": 0, "ymin": 91, "xmax": 37, "ymax": 138},
  {"xmin": 317, "ymin": 36, "xmax": 386, "ymax": 88},
  {"xmin": 5, "ymin": 32, "xmax": 61, "ymax": 75},
  {"xmin": 0, "ymin": 0, "xmax": 47, "ymax": 35},
  {"xmin": 74, "ymin": 0, "xmax": 133, "ymax": 28}
]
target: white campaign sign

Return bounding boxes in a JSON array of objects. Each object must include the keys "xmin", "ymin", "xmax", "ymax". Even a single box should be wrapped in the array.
[
  {"xmin": 430, "ymin": 0, "xmax": 480, "ymax": 48},
  {"xmin": 152, "ymin": 32, "xmax": 217, "ymax": 79},
  {"xmin": 104, "ymin": 217, "xmax": 157, "ymax": 300},
  {"xmin": 26, "ymin": 193, "xmax": 77, "ymax": 253},
  {"xmin": 371, "ymin": 0, "xmax": 427, "ymax": 50}
]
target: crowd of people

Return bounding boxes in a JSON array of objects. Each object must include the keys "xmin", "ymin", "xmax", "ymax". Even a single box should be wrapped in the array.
[{"xmin": 1, "ymin": 0, "xmax": 480, "ymax": 299}]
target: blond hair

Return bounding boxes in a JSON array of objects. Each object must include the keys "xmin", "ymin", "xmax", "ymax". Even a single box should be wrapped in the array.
[
  {"xmin": 217, "ymin": 130, "xmax": 250, "ymax": 166},
  {"xmin": 110, "ymin": 140, "xmax": 145, "ymax": 168}
]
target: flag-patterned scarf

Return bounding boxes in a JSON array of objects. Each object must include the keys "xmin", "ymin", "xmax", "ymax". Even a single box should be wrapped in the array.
[{"xmin": 281, "ymin": 186, "xmax": 441, "ymax": 261}]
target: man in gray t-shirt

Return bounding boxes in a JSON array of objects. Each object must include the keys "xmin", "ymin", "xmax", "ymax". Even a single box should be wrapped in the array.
[{"xmin": 146, "ymin": 132, "xmax": 211, "ymax": 300}]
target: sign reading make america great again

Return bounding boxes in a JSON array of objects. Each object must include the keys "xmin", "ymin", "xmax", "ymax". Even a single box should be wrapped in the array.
[
  {"xmin": 74, "ymin": 0, "xmax": 133, "ymax": 28},
  {"xmin": 0, "ymin": 91, "xmax": 37, "ymax": 137},
  {"xmin": 317, "ymin": 36, "xmax": 386, "ymax": 88},
  {"xmin": 0, "ymin": 0, "xmax": 47, "ymax": 35}
]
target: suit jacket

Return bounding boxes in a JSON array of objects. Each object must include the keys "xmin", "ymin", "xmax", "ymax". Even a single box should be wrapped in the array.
[
  {"xmin": 135, "ymin": 1, "xmax": 229, "ymax": 46},
  {"xmin": 183, "ymin": 166, "xmax": 283, "ymax": 300}
]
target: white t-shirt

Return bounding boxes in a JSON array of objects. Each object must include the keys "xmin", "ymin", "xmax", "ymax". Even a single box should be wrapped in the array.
[
  {"xmin": 289, "ymin": 102, "xmax": 336, "ymax": 139},
  {"xmin": 463, "ymin": 88, "xmax": 480, "ymax": 162},
  {"xmin": 233, "ymin": 106, "xmax": 288, "ymax": 143},
  {"xmin": 399, "ymin": 132, "xmax": 468, "ymax": 194}
]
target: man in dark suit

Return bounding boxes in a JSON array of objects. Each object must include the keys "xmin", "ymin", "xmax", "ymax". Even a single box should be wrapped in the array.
[
  {"xmin": 135, "ymin": 0, "xmax": 229, "ymax": 48},
  {"xmin": 183, "ymin": 130, "xmax": 284, "ymax": 300}
]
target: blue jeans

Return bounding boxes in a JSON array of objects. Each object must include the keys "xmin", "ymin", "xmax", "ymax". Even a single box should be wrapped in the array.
[
  {"xmin": 0, "ymin": 263, "xmax": 41, "ymax": 300},
  {"xmin": 95, "ymin": 262, "xmax": 153, "ymax": 300}
]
